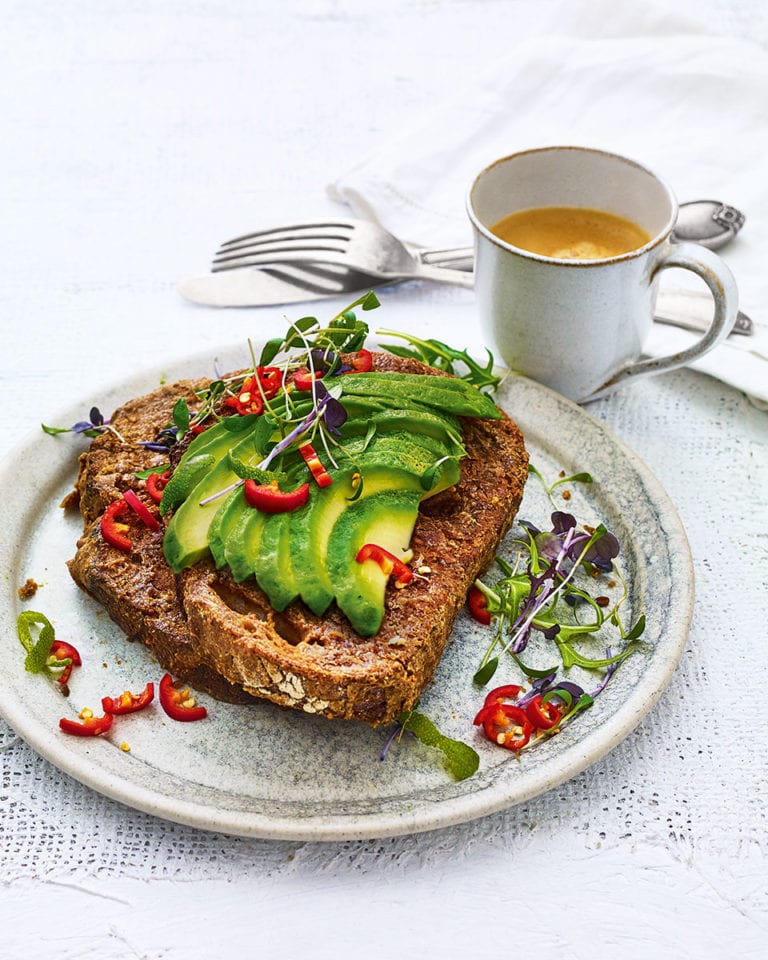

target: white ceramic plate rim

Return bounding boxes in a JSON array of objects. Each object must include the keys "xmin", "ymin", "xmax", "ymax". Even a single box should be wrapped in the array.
[{"xmin": 0, "ymin": 342, "xmax": 694, "ymax": 841}]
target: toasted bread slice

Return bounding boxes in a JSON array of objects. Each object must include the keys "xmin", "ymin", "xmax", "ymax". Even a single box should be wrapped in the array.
[{"xmin": 68, "ymin": 353, "xmax": 528, "ymax": 725}]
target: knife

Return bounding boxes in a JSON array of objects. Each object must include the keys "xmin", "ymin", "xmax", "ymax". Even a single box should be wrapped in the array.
[{"xmin": 178, "ymin": 269, "xmax": 753, "ymax": 337}]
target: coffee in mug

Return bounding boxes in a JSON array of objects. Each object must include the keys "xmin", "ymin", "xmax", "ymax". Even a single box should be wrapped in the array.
[
  {"xmin": 467, "ymin": 146, "xmax": 738, "ymax": 403},
  {"xmin": 490, "ymin": 206, "xmax": 650, "ymax": 260}
]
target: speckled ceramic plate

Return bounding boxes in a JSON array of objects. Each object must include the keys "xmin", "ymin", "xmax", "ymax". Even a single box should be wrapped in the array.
[{"xmin": 0, "ymin": 344, "xmax": 693, "ymax": 841}]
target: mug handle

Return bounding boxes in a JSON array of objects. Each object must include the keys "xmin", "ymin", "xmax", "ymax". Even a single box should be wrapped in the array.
[{"xmin": 583, "ymin": 241, "xmax": 738, "ymax": 402}]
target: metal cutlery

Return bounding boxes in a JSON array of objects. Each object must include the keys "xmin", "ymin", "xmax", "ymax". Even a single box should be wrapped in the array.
[
  {"xmin": 180, "ymin": 200, "xmax": 751, "ymax": 336},
  {"xmin": 213, "ymin": 219, "xmax": 474, "ymax": 286},
  {"xmin": 210, "ymin": 200, "xmax": 744, "ymax": 281}
]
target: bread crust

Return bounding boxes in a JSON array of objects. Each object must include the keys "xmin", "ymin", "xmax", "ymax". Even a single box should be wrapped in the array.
[{"xmin": 68, "ymin": 354, "xmax": 528, "ymax": 725}]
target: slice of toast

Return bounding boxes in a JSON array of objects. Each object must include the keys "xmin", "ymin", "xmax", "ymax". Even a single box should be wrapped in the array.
[{"xmin": 67, "ymin": 353, "xmax": 528, "ymax": 725}]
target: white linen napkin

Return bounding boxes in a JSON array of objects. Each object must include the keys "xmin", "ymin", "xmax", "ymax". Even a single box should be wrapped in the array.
[{"xmin": 329, "ymin": 32, "xmax": 768, "ymax": 407}]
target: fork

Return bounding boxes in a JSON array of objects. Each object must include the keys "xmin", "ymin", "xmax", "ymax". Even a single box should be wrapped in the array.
[
  {"xmin": 212, "ymin": 219, "xmax": 474, "ymax": 286},
  {"xmin": 212, "ymin": 199, "xmax": 746, "ymax": 282}
]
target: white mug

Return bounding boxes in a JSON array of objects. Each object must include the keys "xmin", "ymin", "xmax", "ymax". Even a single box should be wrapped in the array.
[{"xmin": 466, "ymin": 146, "xmax": 738, "ymax": 403}]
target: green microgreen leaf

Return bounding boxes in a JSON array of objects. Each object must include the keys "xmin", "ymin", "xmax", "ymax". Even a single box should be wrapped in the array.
[
  {"xmin": 555, "ymin": 637, "xmax": 638, "ymax": 671},
  {"xmin": 562, "ymin": 692, "xmax": 594, "ymax": 721},
  {"xmin": 511, "ymin": 653, "xmax": 559, "ymax": 679},
  {"xmin": 528, "ymin": 462, "xmax": 594, "ymax": 507},
  {"xmin": 134, "ymin": 464, "xmax": 171, "ymax": 479},
  {"xmin": 41, "ymin": 423, "xmax": 72, "ymax": 435},
  {"xmin": 221, "ymin": 413, "xmax": 261, "ymax": 432},
  {"xmin": 361, "ymin": 291, "xmax": 380, "ymax": 310},
  {"xmin": 396, "ymin": 710, "xmax": 480, "ymax": 781},
  {"xmin": 543, "ymin": 687, "xmax": 573, "ymax": 711},
  {"xmin": 473, "ymin": 657, "xmax": 499, "ymax": 686},
  {"xmin": 172, "ymin": 397, "xmax": 190, "ymax": 435},
  {"xmin": 259, "ymin": 337, "xmax": 284, "ymax": 367},
  {"xmin": 553, "ymin": 472, "xmax": 593, "ymax": 487},
  {"xmin": 624, "ymin": 614, "xmax": 646, "ymax": 643},
  {"xmin": 420, "ymin": 455, "xmax": 455, "ymax": 491}
]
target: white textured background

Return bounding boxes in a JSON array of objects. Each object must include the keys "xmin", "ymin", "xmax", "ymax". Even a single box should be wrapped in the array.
[{"xmin": 1, "ymin": 2, "xmax": 767, "ymax": 958}]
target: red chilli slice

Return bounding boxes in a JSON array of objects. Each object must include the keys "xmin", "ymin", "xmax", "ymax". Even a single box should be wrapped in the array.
[{"xmin": 122, "ymin": 489, "xmax": 161, "ymax": 531}]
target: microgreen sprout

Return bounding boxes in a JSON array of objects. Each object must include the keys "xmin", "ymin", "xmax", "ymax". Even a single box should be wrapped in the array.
[
  {"xmin": 137, "ymin": 426, "xmax": 180, "ymax": 453},
  {"xmin": 42, "ymin": 406, "xmax": 127, "ymax": 444},
  {"xmin": 375, "ymin": 330, "xmax": 501, "ymax": 392},
  {"xmin": 528, "ymin": 462, "xmax": 593, "ymax": 507},
  {"xmin": 472, "ymin": 511, "xmax": 642, "ymax": 692}
]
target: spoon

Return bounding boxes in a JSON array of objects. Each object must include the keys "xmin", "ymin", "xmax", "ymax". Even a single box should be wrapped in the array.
[{"xmin": 670, "ymin": 200, "xmax": 745, "ymax": 249}]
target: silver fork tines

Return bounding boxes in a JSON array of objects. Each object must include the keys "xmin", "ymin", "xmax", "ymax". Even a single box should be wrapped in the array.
[
  {"xmin": 211, "ymin": 218, "xmax": 474, "ymax": 286},
  {"xmin": 214, "ymin": 221, "xmax": 358, "ymax": 272}
]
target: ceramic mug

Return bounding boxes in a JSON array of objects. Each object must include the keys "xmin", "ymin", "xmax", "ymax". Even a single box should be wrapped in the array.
[{"xmin": 466, "ymin": 146, "xmax": 738, "ymax": 403}]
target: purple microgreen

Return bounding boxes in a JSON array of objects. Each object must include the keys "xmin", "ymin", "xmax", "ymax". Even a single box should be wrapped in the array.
[
  {"xmin": 549, "ymin": 680, "xmax": 586, "ymax": 703},
  {"xmin": 319, "ymin": 391, "xmax": 348, "ymax": 436},
  {"xmin": 42, "ymin": 405, "xmax": 110, "ymax": 439},
  {"xmin": 137, "ymin": 425, "xmax": 179, "ymax": 452},
  {"xmin": 380, "ymin": 723, "xmax": 402, "ymax": 761},
  {"xmin": 588, "ymin": 651, "xmax": 619, "ymax": 698},
  {"xmin": 472, "ymin": 504, "xmax": 641, "ymax": 739},
  {"xmin": 310, "ymin": 347, "xmax": 342, "ymax": 376},
  {"xmin": 198, "ymin": 388, "xmax": 340, "ymax": 506},
  {"xmin": 138, "ymin": 441, "xmax": 176, "ymax": 453},
  {"xmin": 581, "ymin": 526, "xmax": 620, "ymax": 570}
]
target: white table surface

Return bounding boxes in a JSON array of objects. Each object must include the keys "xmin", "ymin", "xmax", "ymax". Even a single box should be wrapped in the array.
[{"xmin": 1, "ymin": 2, "xmax": 767, "ymax": 958}]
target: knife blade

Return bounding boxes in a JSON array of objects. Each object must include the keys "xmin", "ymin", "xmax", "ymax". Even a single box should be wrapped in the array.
[{"xmin": 177, "ymin": 270, "xmax": 752, "ymax": 337}]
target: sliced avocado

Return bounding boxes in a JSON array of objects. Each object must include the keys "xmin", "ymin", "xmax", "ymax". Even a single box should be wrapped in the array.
[
  {"xmin": 159, "ymin": 423, "xmax": 243, "ymax": 516},
  {"xmin": 326, "ymin": 488, "xmax": 423, "ymax": 636},
  {"xmin": 223, "ymin": 503, "xmax": 268, "ymax": 583},
  {"xmin": 340, "ymin": 408, "xmax": 464, "ymax": 457},
  {"xmin": 339, "ymin": 372, "xmax": 502, "ymax": 419},
  {"xmin": 162, "ymin": 432, "xmax": 256, "ymax": 572},
  {"xmin": 288, "ymin": 451, "xmax": 427, "ymax": 617},
  {"xmin": 160, "ymin": 365, "xmax": 491, "ymax": 633},
  {"xmin": 159, "ymin": 454, "xmax": 215, "ymax": 516},
  {"xmin": 333, "ymin": 432, "xmax": 461, "ymax": 500},
  {"xmin": 341, "ymin": 430, "xmax": 453, "ymax": 469},
  {"xmin": 208, "ymin": 487, "xmax": 247, "ymax": 569},
  {"xmin": 288, "ymin": 481, "xmax": 343, "ymax": 616},
  {"xmin": 253, "ymin": 512, "xmax": 299, "ymax": 611}
]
